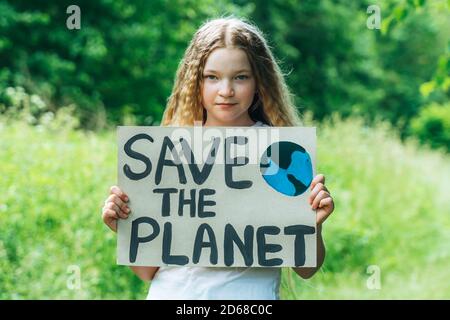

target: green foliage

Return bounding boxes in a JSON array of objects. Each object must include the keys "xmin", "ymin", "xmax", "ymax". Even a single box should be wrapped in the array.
[
  {"xmin": 0, "ymin": 0, "xmax": 448, "ymax": 151},
  {"xmin": 0, "ymin": 0, "xmax": 250, "ymax": 129},
  {"xmin": 281, "ymin": 114, "xmax": 450, "ymax": 299},
  {"xmin": 0, "ymin": 116, "xmax": 145, "ymax": 299},
  {"xmin": 1, "ymin": 115, "xmax": 448, "ymax": 299},
  {"xmin": 409, "ymin": 102, "xmax": 450, "ymax": 152},
  {"xmin": 0, "ymin": 85, "xmax": 80, "ymax": 130},
  {"xmin": 248, "ymin": 0, "xmax": 449, "ymax": 143}
]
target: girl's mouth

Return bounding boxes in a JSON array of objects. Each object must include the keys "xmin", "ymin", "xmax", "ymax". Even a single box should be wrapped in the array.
[{"xmin": 216, "ymin": 103, "xmax": 237, "ymax": 108}]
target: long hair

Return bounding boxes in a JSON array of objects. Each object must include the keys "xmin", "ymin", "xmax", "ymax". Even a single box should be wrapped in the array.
[{"xmin": 161, "ymin": 17, "xmax": 301, "ymax": 127}]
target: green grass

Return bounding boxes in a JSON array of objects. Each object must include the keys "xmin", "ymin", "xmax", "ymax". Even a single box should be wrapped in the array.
[
  {"xmin": 0, "ymin": 115, "xmax": 449, "ymax": 299},
  {"xmin": 281, "ymin": 115, "xmax": 450, "ymax": 299}
]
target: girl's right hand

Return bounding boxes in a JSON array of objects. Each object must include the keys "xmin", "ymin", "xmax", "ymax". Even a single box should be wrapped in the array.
[{"xmin": 102, "ymin": 186, "xmax": 131, "ymax": 232}]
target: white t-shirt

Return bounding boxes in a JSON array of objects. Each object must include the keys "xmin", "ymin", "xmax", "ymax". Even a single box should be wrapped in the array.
[{"xmin": 146, "ymin": 120, "xmax": 281, "ymax": 300}]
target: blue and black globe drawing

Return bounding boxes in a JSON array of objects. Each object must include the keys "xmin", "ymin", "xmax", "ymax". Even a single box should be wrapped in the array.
[{"xmin": 260, "ymin": 141, "xmax": 313, "ymax": 196}]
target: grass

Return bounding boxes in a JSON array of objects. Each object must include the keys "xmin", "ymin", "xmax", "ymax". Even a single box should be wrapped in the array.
[{"xmin": 0, "ymin": 114, "xmax": 449, "ymax": 299}]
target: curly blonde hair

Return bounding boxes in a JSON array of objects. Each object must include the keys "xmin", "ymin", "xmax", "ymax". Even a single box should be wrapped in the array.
[{"xmin": 161, "ymin": 17, "xmax": 301, "ymax": 127}]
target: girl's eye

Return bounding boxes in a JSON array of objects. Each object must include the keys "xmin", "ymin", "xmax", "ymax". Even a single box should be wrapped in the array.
[
  {"xmin": 204, "ymin": 75, "xmax": 218, "ymax": 80},
  {"xmin": 235, "ymin": 75, "xmax": 249, "ymax": 80}
]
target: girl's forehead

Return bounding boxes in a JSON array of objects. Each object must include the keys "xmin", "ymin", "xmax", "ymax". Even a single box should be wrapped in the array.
[{"xmin": 204, "ymin": 47, "xmax": 251, "ymax": 72}]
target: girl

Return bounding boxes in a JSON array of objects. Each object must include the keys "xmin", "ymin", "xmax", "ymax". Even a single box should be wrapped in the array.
[{"xmin": 102, "ymin": 17, "xmax": 334, "ymax": 300}]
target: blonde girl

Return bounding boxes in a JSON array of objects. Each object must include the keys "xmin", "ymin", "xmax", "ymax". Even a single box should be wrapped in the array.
[{"xmin": 102, "ymin": 17, "xmax": 334, "ymax": 300}]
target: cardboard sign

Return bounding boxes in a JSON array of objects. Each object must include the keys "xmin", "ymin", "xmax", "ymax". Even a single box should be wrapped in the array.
[{"xmin": 117, "ymin": 126, "xmax": 316, "ymax": 267}]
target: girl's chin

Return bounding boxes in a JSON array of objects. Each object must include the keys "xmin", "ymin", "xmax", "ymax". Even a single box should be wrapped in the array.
[{"xmin": 208, "ymin": 112, "xmax": 238, "ymax": 121}]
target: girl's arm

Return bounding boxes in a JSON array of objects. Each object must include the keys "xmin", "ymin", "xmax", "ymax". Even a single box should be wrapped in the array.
[
  {"xmin": 129, "ymin": 266, "xmax": 160, "ymax": 282},
  {"xmin": 102, "ymin": 187, "xmax": 160, "ymax": 282},
  {"xmin": 292, "ymin": 174, "xmax": 334, "ymax": 279}
]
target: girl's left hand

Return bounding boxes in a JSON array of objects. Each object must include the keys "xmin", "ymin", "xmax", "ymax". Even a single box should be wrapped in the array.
[{"xmin": 308, "ymin": 174, "xmax": 334, "ymax": 226}]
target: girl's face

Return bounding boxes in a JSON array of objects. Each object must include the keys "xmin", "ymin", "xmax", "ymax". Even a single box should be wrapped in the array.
[{"xmin": 202, "ymin": 47, "xmax": 256, "ymax": 126}]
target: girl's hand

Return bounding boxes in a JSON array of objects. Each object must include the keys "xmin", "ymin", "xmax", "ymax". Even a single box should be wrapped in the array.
[
  {"xmin": 308, "ymin": 174, "xmax": 334, "ymax": 226},
  {"xmin": 102, "ymin": 186, "xmax": 131, "ymax": 232}
]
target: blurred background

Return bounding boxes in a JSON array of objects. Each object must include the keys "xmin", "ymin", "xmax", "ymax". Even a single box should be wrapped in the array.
[{"xmin": 0, "ymin": 0, "xmax": 448, "ymax": 299}]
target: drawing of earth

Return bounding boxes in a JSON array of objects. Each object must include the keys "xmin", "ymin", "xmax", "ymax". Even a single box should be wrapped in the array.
[{"xmin": 260, "ymin": 141, "xmax": 313, "ymax": 196}]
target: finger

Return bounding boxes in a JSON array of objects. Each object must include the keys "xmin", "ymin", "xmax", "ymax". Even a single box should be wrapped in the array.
[
  {"xmin": 102, "ymin": 208, "xmax": 118, "ymax": 222},
  {"xmin": 106, "ymin": 201, "xmax": 128, "ymax": 219},
  {"xmin": 308, "ymin": 182, "xmax": 323, "ymax": 204},
  {"xmin": 110, "ymin": 186, "xmax": 129, "ymax": 202},
  {"xmin": 311, "ymin": 190, "xmax": 330, "ymax": 210},
  {"xmin": 308, "ymin": 183, "xmax": 328, "ymax": 204},
  {"xmin": 316, "ymin": 197, "xmax": 334, "ymax": 225},
  {"xmin": 102, "ymin": 209, "xmax": 118, "ymax": 232},
  {"xmin": 108, "ymin": 194, "xmax": 130, "ymax": 215},
  {"xmin": 318, "ymin": 196, "xmax": 334, "ymax": 210},
  {"xmin": 310, "ymin": 174, "xmax": 325, "ymax": 191}
]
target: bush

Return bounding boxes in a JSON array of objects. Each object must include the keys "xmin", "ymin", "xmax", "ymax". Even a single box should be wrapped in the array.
[
  {"xmin": 0, "ymin": 86, "xmax": 80, "ymax": 132},
  {"xmin": 409, "ymin": 103, "xmax": 450, "ymax": 152}
]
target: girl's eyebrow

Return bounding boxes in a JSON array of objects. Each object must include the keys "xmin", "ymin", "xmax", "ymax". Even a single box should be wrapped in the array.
[{"xmin": 204, "ymin": 69, "xmax": 251, "ymax": 74}]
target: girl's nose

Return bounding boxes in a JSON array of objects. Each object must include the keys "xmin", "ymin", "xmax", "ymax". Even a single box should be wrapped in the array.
[{"xmin": 218, "ymin": 80, "xmax": 234, "ymax": 97}]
